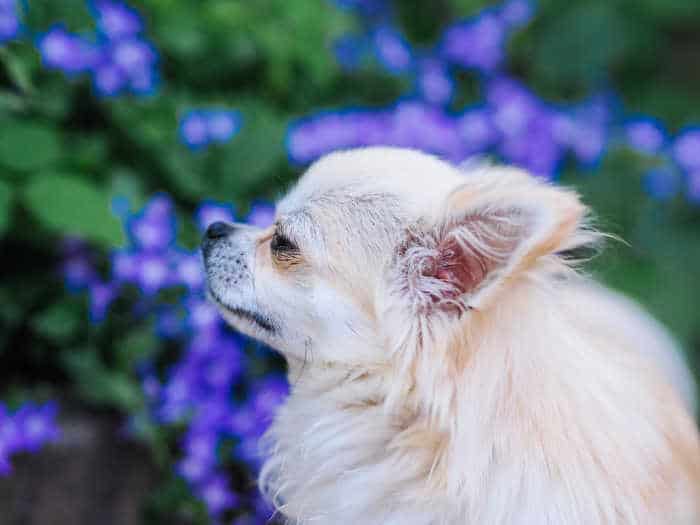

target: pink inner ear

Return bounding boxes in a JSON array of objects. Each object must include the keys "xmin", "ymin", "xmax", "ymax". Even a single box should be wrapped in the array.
[
  {"xmin": 418, "ymin": 212, "xmax": 526, "ymax": 309},
  {"xmin": 425, "ymin": 237, "xmax": 490, "ymax": 299}
]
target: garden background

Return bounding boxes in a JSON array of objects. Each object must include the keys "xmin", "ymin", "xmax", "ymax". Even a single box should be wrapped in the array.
[{"xmin": 0, "ymin": 0, "xmax": 699, "ymax": 524}]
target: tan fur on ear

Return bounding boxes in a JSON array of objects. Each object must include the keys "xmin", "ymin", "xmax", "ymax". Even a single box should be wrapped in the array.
[{"xmin": 445, "ymin": 167, "xmax": 587, "ymax": 274}]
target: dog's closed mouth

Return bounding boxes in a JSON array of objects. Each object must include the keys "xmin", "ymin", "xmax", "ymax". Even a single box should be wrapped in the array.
[
  {"xmin": 208, "ymin": 288, "xmax": 276, "ymax": 333},
  {"xmin": 228, "ymin": 306, "xmax": 276, "ymax": 333}
]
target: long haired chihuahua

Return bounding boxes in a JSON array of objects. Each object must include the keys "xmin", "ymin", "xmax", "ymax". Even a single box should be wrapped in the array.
[{"xmin": 202, "ymin": 147, "xmax": 700, "ymax": 524}]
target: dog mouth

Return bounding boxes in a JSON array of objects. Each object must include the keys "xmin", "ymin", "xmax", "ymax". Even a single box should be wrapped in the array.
[{"xmin": 207, "ymin": 287, "xmax": 276, "ymax": 334}]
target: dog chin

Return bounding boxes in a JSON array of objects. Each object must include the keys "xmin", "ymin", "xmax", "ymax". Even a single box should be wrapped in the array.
[{"xmin": 207, "ymin": 288, "xmax": 277, "ymax": 337}]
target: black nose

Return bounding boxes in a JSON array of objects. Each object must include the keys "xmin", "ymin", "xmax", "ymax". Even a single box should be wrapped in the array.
[{"xmin": 205, "ymin": 221, "xmax": 234, "ymax": 240}]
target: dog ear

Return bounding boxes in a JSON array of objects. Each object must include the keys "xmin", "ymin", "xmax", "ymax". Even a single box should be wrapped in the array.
[
  {"xmin": 380, "ymin": 169, "xmax": 589, "ymax": 423},
  {"xmin": 390, "ymin": 171, "xmax": 586, "ymax": 316}
]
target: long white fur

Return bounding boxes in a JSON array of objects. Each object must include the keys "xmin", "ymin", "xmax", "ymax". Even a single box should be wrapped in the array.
[{"xmin": 204, "ymin": 147, "xmax": 700, "ymax": 525}]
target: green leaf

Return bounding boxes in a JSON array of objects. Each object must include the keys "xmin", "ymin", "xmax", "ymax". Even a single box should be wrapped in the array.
[
  {"xmin": 0, "ymin": 120, "xmax": 61, "ymax": 171},
  {"xmin": 0, "ymin": 179, "xmax": 12, "ymax": 235},
  {"xmin": 62, "ymin": 350, "xmax": 143, "ymax": 411},
  {"xmin": 32, "ymin": 299, "xmax": 81, "ymax": 342},
  {"xmin": 533, "ymin": 4, "xmax": 636, "ymax": 88},
  {"xmin": 119, "ymin": 326, "xmax": 158, "ymax": 370},
  {"xmin": 23, "ymin": 172, "xmax": 124, "ymax": 247}
]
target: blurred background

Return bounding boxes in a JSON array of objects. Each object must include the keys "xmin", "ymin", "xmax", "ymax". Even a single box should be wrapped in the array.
[{"xmin": 0, "ymin": 0, "xmax": 698, "ymax": 523}]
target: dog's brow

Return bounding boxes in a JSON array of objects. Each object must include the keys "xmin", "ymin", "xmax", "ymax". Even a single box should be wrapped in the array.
[{"xmin": 277, "ymin": 209, "xmax": 320, "ymax": 243}]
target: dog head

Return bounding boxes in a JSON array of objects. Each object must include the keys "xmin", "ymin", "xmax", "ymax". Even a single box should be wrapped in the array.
[{"xmin": 202, "ymin": 147, "xmax": 590, "ymax": 409}]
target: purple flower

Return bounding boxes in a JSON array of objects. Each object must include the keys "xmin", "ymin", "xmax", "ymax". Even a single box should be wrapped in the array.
[
  {"xmin": 251, "ymin": 376, "xmax": 289, "ymax": 423},
  {"xmin": 62, "ymin": 255, "xmax": 97, "ymax": 291},
  {"xmin": 569, "ymin": 120, "xmax": 607, "ymax": 165},
  {"xmin": 109, "ymin": 38, "xmax": 156, "ymax": 76},
  {"xmin": 373, "ymin": 26, "xmax": 412, "ymax": 73},
  {"xmin": 111, "ymin": 250, "xmax": 139, "ymax": 282},
  {"xmin": 91, "ymin": 0, "xmax": 143, "ymax": 40},
  {"xmin": 127, "ymin": 196, "xmax": 176, "ymax": 252},
  {"xmin": 38, "ymin": 27, "xmax": 100, "ymax": 74},
  {"xmin": 687, "ymin": 171, "xmax": 700, "ymax": 204},
  {"xmin": 177, "ymin": 452, "xmax": 214, "ymax": 484},
  {"xmin": 180, "ymin": 111, "xmax": 209, "ymax": 149},
  {"xmin": 135, "ymin": 253, "xmax": 171, "ymax": 294},
  {"xmin": 196, "ymin": 201, "xmax": 236, "ymax": 231},
  {"xmin": 155, "ymin": 307, "xmax": 185, "ymax": 339},
  {"xmin": 228, "ymin": 403, "xmax": 258, "ymax": 437},
  {"xmin": 417, "ymin": 59, "xmax": 453, "ymax": 106},
  {"xmin": 457, "ymin": 107, "xmax": 498, "ymax": 155},
  {"xmin": 673, "ymin": 129, "xmax": 700, "ymax": 173},
  {"xmin": 0, "ymin": 402, "xmax": 60, "ymax": 475},
  {"xmin": 499, "ymin": 0, "xmax": 535, "ymax": 28},
  {"xmin": 89, "ymin": 280, "xmax": 120, "ymax": 322},
  {"xmin": 186, "ymin": 298, "xmax": 219, "ymax": 332},
  {"xmin": 93, "ymin": 61, "xmax": 128, "ymax": 96},
  {"xmin": 486, "ymin": 76, "xmax": 540, "ymax": 137},
  {"xmin": 207, "ymin": 111, "xmax": 242, "ymax": 143},
  {"xmin": 441, "ymin": 12, "xmax": 506, "ymax": 72},
  {"xmin": 625, "ymin": 118, "xmax": 666, "ymax": 155},
  {"xmin": 15, "ymin": 403, "xmax": 60, "ymax": 452},
  {"xmin": 174, "ymin": 251, "xmax": 204, "ymax": 290},
  {"xmin": 644, "ymin": 168, "xmax": 680, "ymax": 201},
  {"xmin": 197, "ymin": 474, "xmax": 239, "ymax": 516},
  {"xmin": 245, "ymin": 202, "xmax": 275, "ymax": 228},
  {"xmin": 179, "ymin": 110, "xmax": 242, "ymax": 149},
  {"xmin": 0, "ymin": 0, "xmax": 19, "ymax": 44}
]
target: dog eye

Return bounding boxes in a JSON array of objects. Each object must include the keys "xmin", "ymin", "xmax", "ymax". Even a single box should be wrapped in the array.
[{"xmin": 271, "ymin": 232, "xmax": 298, "ymax": 254}]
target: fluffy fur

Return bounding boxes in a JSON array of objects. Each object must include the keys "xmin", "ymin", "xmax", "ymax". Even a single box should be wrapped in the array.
[{"xmin": 202, "ymin": 147, "xmax": 700, "ymax": 524}]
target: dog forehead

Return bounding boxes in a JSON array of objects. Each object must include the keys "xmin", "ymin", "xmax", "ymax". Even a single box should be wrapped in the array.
[{"xmin": 278, "ymin": 147, "xmax": 466, "ymax": 216}]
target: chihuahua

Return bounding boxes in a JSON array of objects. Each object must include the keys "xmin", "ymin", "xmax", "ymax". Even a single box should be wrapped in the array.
[{"xmin": 202, "ymin": 147, "xmax": 700, "ymax": 524}]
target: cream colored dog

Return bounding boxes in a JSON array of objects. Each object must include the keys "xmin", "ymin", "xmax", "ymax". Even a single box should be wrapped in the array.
[{"xmin": 201, "ymin": 147, "xmax": 700, "ymax": 525}]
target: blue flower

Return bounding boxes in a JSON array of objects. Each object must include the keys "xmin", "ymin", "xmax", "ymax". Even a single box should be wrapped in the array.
[
  {"xmin": 0, "ymin": 0, "xmax": 19, "ymax": 44},
  {"xmin": 179, "ymin": 110, "xmax": 242, "ymax": 149},
  {"xmin": 441, "ymin": 12, "xmax": 506, "ymax": 72},
  {"xmin": 686, "ymin": 171, "xmax": 700, "ymax": 204},
  {"xmin": 38, "ymin": 26, "xmax": 100, "ymax": 75},
  {"xmin": 207, "ymin": 111, "xmax": 242, "ymax": 143},
  {"xmin": 94, "ymin": 61, "xmax": 129, "ymax": 96},
  {"xmin": 624, "ymin": 118, "xmax": 667, "ymax": 155},
  {"xmin": 135, "ymin": 253, "xmax": 171, "ymax": 295},
  {"xmin": 673, "ymin": 128, "xmax": 700, "ymax": 174},
  {"xmin": 196, "ymin": 201, "xmax": 237, "ymax": 230},
  {"xmin": 245, "ymin": 202, "xmax": 276, "ymax": 228},
  {"xmin": 89, "ymin": 280, "xmax": 120, "ymax": 322},
  {"xmin": 90, "ymin": 0, "xmax": 143, "ymax": 40},
  {"xmin": 417, "ymin": 59, "xmax": 454, "ymax": 107},
  {"xmin": 456, "ymin": 107, "xmax": 498, "ymax": 155},
  {"xmin": 0, "ymin": 402, "xmax": 60, "ymax": 475},
  {"xmin": 499, "ymin": 0, "xmax": 535, "ymax": 28},
  {"xmin": 197, "ymin": 474, "xmax": 239, "ymax": 516},
  {"xmin": 126, "ymin": 194, "xmax": 176, "ymax": 252},
  {"xmin": 373, "ymin": 26, "xmax": 413, "ymax": 73},
  {"xmin": 180, "ymin": 111, "xmax": 209, "ymax": 149}
]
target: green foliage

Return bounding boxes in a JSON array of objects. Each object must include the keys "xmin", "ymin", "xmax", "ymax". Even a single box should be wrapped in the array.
[
  {"xmin": 0, "ymin": 120, "xmax": 61, "ymax": 172},
  {"xmin": 23, "ymin": 172, "xmax": 124, "ymax": 247}
]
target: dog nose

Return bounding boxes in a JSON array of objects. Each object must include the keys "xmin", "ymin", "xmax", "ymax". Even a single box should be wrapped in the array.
[{"xmin": 205, "ymin": 221, "xmax": 234, "ymax": 240}]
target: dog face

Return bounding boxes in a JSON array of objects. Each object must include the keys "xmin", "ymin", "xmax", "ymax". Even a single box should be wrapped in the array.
[{"xmin": 202, "ymin": 147, "xmax": 587, "ymax": 374}]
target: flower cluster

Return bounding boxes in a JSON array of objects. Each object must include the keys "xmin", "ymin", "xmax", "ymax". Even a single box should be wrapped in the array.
[
  {"xmin": 37, "ymin": 1, "xmax": 158, "ymax": 97},
  {"xmin": 0, "ymin": 0, "xmax": 19, "ymax": 44},
  {"xmin": 63, "ymin": 196, "xmax": 284, "ymax": 523},
  {"xmin": 179, "ymin": 110, "xmax": 243, "ymax": 150},
  {"xmin": 288, "ymin": 80, "xmax": 611, "ymax": 179},
  {"xmin": 291, "ymin": 0, "xmax": 700, "ymax": 204},
  {"xmin": 0, "ymin": 402, "xmax": 60, "ymax": 476}
]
